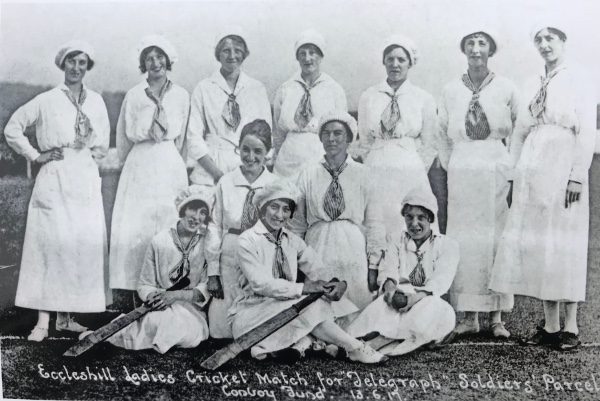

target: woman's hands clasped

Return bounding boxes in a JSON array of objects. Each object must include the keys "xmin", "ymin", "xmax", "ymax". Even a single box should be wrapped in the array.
[
  {"xmin": 35, "ymin": 148, "xmax": 64, "ymax": 164},
  {"xmin": 302, "ymin": 278, "xmax": 347, "ymax": 301},
  {"xmin": 207, "ymin": 275, "xmax": 224, "ymax": 299}
]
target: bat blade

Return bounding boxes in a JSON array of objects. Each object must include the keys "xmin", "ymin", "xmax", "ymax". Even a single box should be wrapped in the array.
[{"xmin": 200, "ymin": 342, "xmax": 244, "ymax": 370}]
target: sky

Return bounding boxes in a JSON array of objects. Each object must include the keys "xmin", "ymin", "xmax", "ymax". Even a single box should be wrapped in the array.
[{"xmin": 0, "ymin": 0, "xmax": 599, "ymax": 110}]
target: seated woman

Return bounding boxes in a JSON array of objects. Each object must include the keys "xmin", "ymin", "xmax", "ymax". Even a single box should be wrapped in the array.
[
  {"xmin": 229, "ymin": 180, "xmax": 387, "ymax": 364},
  {"xmin": 98, "ymin": 187, "xmax": 214, "ymax": 354},
  {"xmin": 347, "ymin": 188, "xmax": 459, "ymax": 356}
]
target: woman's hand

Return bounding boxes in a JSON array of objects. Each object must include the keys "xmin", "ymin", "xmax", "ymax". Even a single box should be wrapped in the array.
[
  {"xmin": 397, "ymin": 292, "xmax": 427, "ymax": 313},
  {"xmin": 367, "ymin": 269, "xmax": 379, "ymax": 292},
  {"xmin": 35, "ymin": 148, "xmax": 63, "ymax": 164},
  {"xmin": 207, "ymin": 275, "xmax": 224, "ymax": 299},
  {"xmin": 147, "ymin": 291, "xmax": 180, "ymax": 311},
  {"xmin": 323, "ymin": 280, "xmax": 347, "ymax": 301},
  {"xmin": 302, "ymin": 279, "xmax": 327, "ymax": 294},
  {"xmin": 197, "ymin": 155, "xmax": 225, "ymax": 184},
  {"xmin": 565, "ymin": 180, "xmax": 582, "ymax": 208},
  {"xmin": 506, "ymin": 180, "xmax": 513, "ymax": 208}
]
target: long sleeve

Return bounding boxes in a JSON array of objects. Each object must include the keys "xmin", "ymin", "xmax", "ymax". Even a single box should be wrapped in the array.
[
  {"xmin": 287, "ymin": 169, "xmax": 309, "ymax": 238},
  {"xmin": 296, "ymin": 238, "xmax": 331, "ymax": 282},
  {"xmin": 205, "ymin": 181, "xmax": 225, "ymax": 276},
  {"xmin": 569, "ymin": 74, "xmax": 597, "ymax": 183},
  {"xmin": 416, "ymin": 95, "xmax": 439, "ymax": 172},
  {"xmin": 90, "ymin": 95, "xmax": 110, "ymax": 160},
  {"xmin": 256, "ymin": 84, "xmax": 273, "ymax": 129},
  {"xmin": 436, "ymin": 90, "xmax": 453, "ymax": 171},
  {"xmin": 420, "ymin": 238, "xmax": 460, "ymax": 296},
  {"xmin": 115, "ymin": 94, "xmax": 134, "ymax": 163},
  {"xmin": 137, "ymin": 240, "xmax": 161, "ymax": 302},
  {"xmin": 3, "ymin": 96, "xmax": 42, "ymax": 162},
  {"xmin": 377, "ymin": 237, "xmax": 400, "ymax": 287},
  {"xmin": 271, "ymin": 86, "xmax": 286, "ymax": 161},
  {"xmin": 357, "ymin": 91, "xmax": 375, "ymax": 160},
  {"xmin": 363, "ymin": 174, "xmax": 386, "ymax": 259},
  {"xmin": 193, "ymin": 264, "xmax": 212, "ymax": 308},
  {"xmin": 237, "ymin": 235, "xmax": 304, "ymax": 299},
  {"xmin": 186, "ymin": 85, "xmax": 210, "ymax": 162},
  {"xmin": 174, "ymin": 95, "xmax": 191, "ymax": 159}
]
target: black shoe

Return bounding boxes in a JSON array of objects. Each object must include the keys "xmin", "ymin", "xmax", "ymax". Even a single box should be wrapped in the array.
[
  {"xmin": 518, "ymin": 327, "xmax": 559, "ymax": 347},
  {"xmin": 270, "ymin": 348, "xmax": 302, "ymax": 364},
  {"xmin": 555, "ymin": 331, "xmax": 581, "ymax": 351}
]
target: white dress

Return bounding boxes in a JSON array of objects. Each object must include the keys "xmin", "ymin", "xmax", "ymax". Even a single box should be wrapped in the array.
[
  {"xmin": 205, "ymin": 167, "xmax": 277, "ymax": 338},
  {"xmin": 187, "ymin": 70, "xmax": 272, "ymax": 186},
  {"xmin": 346, "ymin": 231, "xmax": 459, "ymax": 355},
  {"xmin": 291, "ymin": 158, "xmax": 386, "ymax": 310},
  {"xmin": 357, "ymin": 79, "xmax": 438, "ymax": 235},
  {"xmin": 272, "ymin": 71, "xmax": 347, "ymax": 177},
  {"xmin": 109, "ymin": 80, "xmax": 189, "ymax": 290},
  {"xmin": 438, "ymin": 74, "xmax": 519, "ymax": 312},
  {"xmin": 4, "ymin": 84, "xmax": 109, "ymax": 312},
  {"xmin": 230, "ymin": 221, "xmax": 357, "ymax": 359},
  {"xmin": 489, "ymin": 63, "xmax": 596, "ymax": 302},
  {"xmin": 107, "ymin": 226, "xmax": 211, "ymax": 353}
]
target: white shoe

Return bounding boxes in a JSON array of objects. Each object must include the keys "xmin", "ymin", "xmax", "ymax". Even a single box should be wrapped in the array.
[
  {"xmin": 56, "ymin": 314, "xmax": 89, "ymax": 333},
  {"xmin": 347, "ymin": 342, "xmax": 388, "ymax": 364},
  {"xmin": 292, "ymin": 336, "xmax": 313, "ymax": 357},
  {"xmin": 27, "ymin": 326, "xmax": 48, "ymax": 342}
]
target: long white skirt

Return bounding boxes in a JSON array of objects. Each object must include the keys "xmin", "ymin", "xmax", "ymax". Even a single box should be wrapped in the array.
[
  {"xmin": 274, "ymin": 132, "xmax": 323, "ymax": 178},
  {"xmin": 109, "ymin": 141, "xmax": 187, "ymax": 290},
  {"xmin": 107, "ymin": 301, "xmax": 209, "ymax": 354},
  {"xmin": 490, "ymin": 125, "xmax": 589, "ymax": 302},
  {"xmin": 207, "ymin": 233, "xmax": 242, "ymax": 338},
  {"xmin": 306, "ymin": 220, "xmax": 373, "ymax": 310},
  {"xmin": 447, "ymin": 140, "xmax": 513, "ymax": 312},
  {"xmin": 364, "ymin": 139, "xmax": 434, "ymax": 235},
  {"xmin": 346, "ymin": 295, "xmax": 455, "ymax": 355},
  {"xmin": 15, "ymin": 148, "xmax": 107, "ymax": 312}
]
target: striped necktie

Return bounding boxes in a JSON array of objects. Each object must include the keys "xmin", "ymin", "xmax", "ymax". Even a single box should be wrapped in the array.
[
  {"xmin": 379, "ymin": 91, "xmax": 401, "ymax": 139},
  {"xmin": 294, "ymin": 80, "xmax": 319, "ymax": 129},
  {"xmin": 62, "ymin": 88, "xmax": 94, "ymax": 149},
  {"xmin": 462, "ymin": 72, "xmax": 495, "ymax": 140},
  {"xmin": 264, "ymin": 230, "xmax": 291, "ymax": 281},
  {"xmin": 238, "ymin": 186, "xmax": 262, "ymax": 232},
  {"xmin": 408, "ymin": 250, "xmax": 426, "ymax": 287},
  {"xmin": 321, "ymin": 160, "xmax": 348, "ymax": 221},
  {"xmin": 528, "ymin": 68, "xmax": 562, "ymax": 121},
  {"xmin": 168, "ymin": 227, "xmax": 204, "ymax": 283},
  {"xmin": 222, "ymin": 91, "xmax": 241, "ymax": 131},
  {"xmin": 145, "ymin": 79, "xmax": 172, "ymax": 142}
]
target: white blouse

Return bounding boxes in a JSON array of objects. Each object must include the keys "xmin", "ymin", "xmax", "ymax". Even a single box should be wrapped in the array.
[
  {"xmin": 272, "ymin": 71, "xmax": 347, "ymax": 157},
  {"xmin": 379, "ymin": 231, "xmax": 459, "ymax": 297},
  {"xmin": 4, "ymin": 83, "xmax": 109, "ymax": 161},
  {"xmin": 437, "ymin": 74, "xmax": 520, "ymax": 169},
  {"xmin": 205, "ymin": 167, "xmax": 277, "ymax": 275},
  {"xmin": 357, "ymin": 79, "xmax": 438, "ymax": 169},
  {"xmin": 116, "ymin": 80, "xmax": 190, "ymax": 162},
  {"xmin": 509, "ymin": 62, "xmax": 596, "ymax": 184},
  {"xmin": 186, "ymin": 70, "xmax": 272, "ymax": 163}
]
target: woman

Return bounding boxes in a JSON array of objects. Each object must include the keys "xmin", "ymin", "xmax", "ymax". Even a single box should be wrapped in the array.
[
  {"xmin": 272, "ymin": 29, "xmax": 347, "ymax": 177},
  {"xmin": 4, "ymin": 40, "xmax": 109, "ymax": 341},
  {"xmin": 347, "ymin": 188, "xmax": 458, "ymax": 356},
  {"xmin": 230, "ymin": 180, "xmax": 387, "ymax": 363},
  {"xmin": 109, "ymin": 35, "xmax": 189, "ymax": 295},
  {"xmin": 438, "ymin": 29, "xmax": 519, "ymax": 337},
  {"xmin": 490, "ymin": 25, "xmax": 596, "ymax": 350},
  {"xmin": 205, "ymin": 119, "xmax": 277, "ymax": 338},
  {"xmin": 357, "ymin": 34, "xmax": 438, "ymax": 235},
  {"xmin": 98, "ymin": 187, "xmax": 214, "ymax": 353},
  {"xmin": 187, "ymin": 27, "xmax": 272, "ymax": 186},
  {"xmin": 291, "ymin": 112, "xmax": 386, "ymax": 312}
]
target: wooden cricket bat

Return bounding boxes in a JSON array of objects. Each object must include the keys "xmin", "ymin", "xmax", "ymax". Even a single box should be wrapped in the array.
[
  {"xmin": 200, "ymin": 292, "xmax": 323, "ymax": 370},
  {"xmin": 63, "ymin": 277, "xmax": 190, "ymax": 357}
]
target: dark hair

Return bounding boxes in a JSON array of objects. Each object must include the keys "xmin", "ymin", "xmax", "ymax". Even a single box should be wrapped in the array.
[
  {"xmin": 214, "ymin": 35, "xmax": 249, "ymax": 62},
  {"xmin": 260, "ymin": 198, "xmax": 297, "ymax": 219},
  {"xmin": 179, "ymin": 199, "xmax": 211, "ymax": 223},
  {"xmin": 401, "ymin": 203, "xmax": 435, "ymax": 223},
  {"xmin": 239, "ymin": 119, "xmax": 272, "ymax": 151},
  {"xmin": 535, "ymin": 27, "xmax": 567, "ymax": 42},
  {"xmin": 139, "ymin": 46, "xmax": 172, "ymax": 73},
  {"xmin": 61, "ymin": 50, "xmax": 94, "ymax": 71},
  {"xmin": 295, "ymin": 43, "xmax": 324, "ymax": 59},
  {"xmin": 382, "ymin": 45, "xmax": 412, "ymax": 65},
  {"xmin": 319, "ymin": 120, "xmax": 353, "ymax": 143},
  {"xmin": 460, "ymin": 32, "xmax": 497, "ymax": 57}
]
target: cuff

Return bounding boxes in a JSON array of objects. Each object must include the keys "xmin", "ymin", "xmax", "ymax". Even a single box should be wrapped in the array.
[
  {"xmin": 207, "ymin": 261, "xmax": 220, "ymax": 277},
  {"xmin": 194, "ymin": 282, "xmax": 211, "ymax": 308},
  {"xmin": 295, "ymin": 283, "xmax": 305, "ymax": 297},
  {"xmin": 24, "ymin": 147, "xmax": 41, "ymax": 162},
  {"xmin": 569, "ymin": 168, "xmax": 588, "ymax": 184}
]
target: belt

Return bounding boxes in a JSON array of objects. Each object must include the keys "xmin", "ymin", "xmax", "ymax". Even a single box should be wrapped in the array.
[{"xmin": 227, "ymin": 228, "xmax": 243, "ymax": 235}]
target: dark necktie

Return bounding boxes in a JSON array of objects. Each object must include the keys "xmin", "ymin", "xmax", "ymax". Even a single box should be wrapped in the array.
[
  {"xmin": 222, "ymin": 91, "xmax": 241, "ymax": 131},
  {"xmin": 379, "ymin": 91, "xmax": 401, "ymax": 139},
  {"xmin": 408, "ymin": 249, "xmax": 426, "ymax": 287},
  {"xmin": 462, "ymin": 72, "xmax": 495, "ymax": 140},
  {"xmin": 238, "ymin": 186, "xmax": 262, "ymax": 232},
  {"xmin": 294, "ymin": 80, "xmax": 318, "ymax": 129},
  {"xmin": 62, "ymin": 88, "xmax": 93, "ymax": 149},
  {"xmin": 321, "ymin": 160, "xmax": 348, "ymax": 220},
  {"xmin": 264, "ymin": 230, "xmax": 291, "ymax": 281},
  {"xmin": 168, "ymin": 227, "xmax": 203, "ymax": 283},
  {"xmin": 144, "ymin": 79, "xmax": 172, "ymax": 142},
  {"xmin": 528, "ymin": 68, "xmax": 561, "ymax": 121}
]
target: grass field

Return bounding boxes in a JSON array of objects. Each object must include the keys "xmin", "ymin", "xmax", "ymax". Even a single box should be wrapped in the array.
[{"xmin": 2, "ymin": 156, "xmax": 600, "ymax": 401}]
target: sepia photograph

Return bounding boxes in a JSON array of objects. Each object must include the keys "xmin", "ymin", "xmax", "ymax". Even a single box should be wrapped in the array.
[{"xmin": 0, "ymin": 0, "xmax": 599, "ymax": 399}]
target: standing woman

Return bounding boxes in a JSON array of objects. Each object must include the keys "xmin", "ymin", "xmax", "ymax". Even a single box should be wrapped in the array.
[
  {"xmin": 4, "ymin": 41, "xmax": 109, "ymax": 340},
  {"xmin": 109, "ymin": 35, "xmax": 189, "ymax": 293},
  {"xmin": 187, "ymin": 27, "xmax": 272, "ymax": 186},
  {"xmin": 272, "ymin": 29, "xmax": 347, "ymax": 177},
  {"xmin": 490, "ymin": 25, "xmax": 596, "ymax": 350},
  {"xmin": 291, "ymin": 112, "xmax": 386, "ymax": 311},
  {"xmin": 205, "ymin": 119, "xmax": 277, "ymax": 338},
  {"xmin": 438, "ymin": 29, "xmax": 519, "ymax": 337},
  {"xmin": 357, "ymin": 35, "xmax": 438, "ymax": 235}
]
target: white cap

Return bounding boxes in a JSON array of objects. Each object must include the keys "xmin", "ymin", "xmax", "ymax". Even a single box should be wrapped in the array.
[
  {"xmin": 401, "ymin": 187, "xmax": 438, "ymax": 219},
  {"xmin": 317, "ymin": 111, "xmax": 358, "ymax": 143},
  {"xmin": 459, "ymin": 28, "xmax": 499, "ymax": 56},
  {"xmin": 175, "ymin": 185, "xmax": 215, "ymax": 215},
  {"xmin": 530, "ymin": 22, "xmax": 567, "ymax": 41},
  {"xmin": 253, "ymin": 180, "xmax": 300, "ymax": 210},
  {"xmin": 294, "ymin": 29, "xmax": 326, "ymax": 57},
  {"xmin": 382, "ymin": 34, "xmax": 418, "ymax": 66},
  {"xmin": 55, "ymin": 40, "xmax": 95, "ymax": 69},
  {"xmin": 137, "ymin": 34, "xmax": 179, "ymax": 64}
]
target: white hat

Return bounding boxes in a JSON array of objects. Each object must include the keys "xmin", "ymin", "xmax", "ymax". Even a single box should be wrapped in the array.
[
  {"xmin": 294, "ymin": 29, "xmax": 326, "ymax": 57},
  {"xmin": 214, "ymin": 25, "xmax": 248, "ymax": 49},
  {"xmin": 530, "ymin": 22, "xmax": 567, "ymax": 41},
  {"xmin": 382, "ymin": 34, "xmax": 418, "ymax": 66},
  {"xmin": 459, "ymin": 28, "xmax": 499, "ymax": 56},
  {"xmin": 55, "ymin": 40, "xmax": 95, "ymax": 69},
  {"xmin": 175, "ymin": 185, "xmax": 215, "ymax": 215},
  {"xmin": 317, "ymin": 111, "xmax": 358, "ymax": 143},
  {"xmin": 137, "ymin": 34, "xmax": 179, "ymax": 64},
  {"xmin": 401, "ymin": 187, "xmax": 438, "ymax": 219},
  {"xmin": 253, "ymin": 180, "xmax": 300, "ymax": 210}
]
